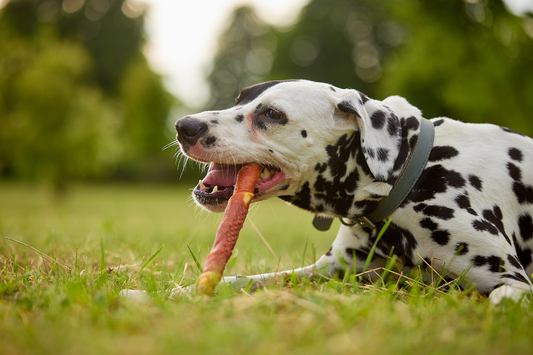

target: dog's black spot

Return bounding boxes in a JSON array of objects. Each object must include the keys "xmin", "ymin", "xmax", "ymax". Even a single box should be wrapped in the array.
[
  {"xmin": 254, "ymin": 119, "xmax": 268, "ymax": 131},
  {"xmin": 337, "ymin": 101, "xmax": 360, "ymax": 117},
  {"xmin": 409, "ymin": 135, "xmax": 419, "ymax": 150},
  {"xmin": 330, "ymin": 86, "xmax": 336, "ymax": 92},
  {"xmin": 279, "ymin": 195, "xmax": 312, "ymax": 211},
  {"xmin": 487, "ymin": 256, "xmax": 506, "ymax": 273},
  {"xmin": 468, "ymin": 175, "xmax": 483, "ymax": 191},
  {"xmin": 507, "ymin": 254, "xmax": 522, "ymax": 269},
  {"xmin": 325, "ymin": 246, "xmax": 332, "ymax": 256},
  {"xmin": 387, "ymin": 114, "xmax": 400, "ymax": 137},
  {"xmin": 473, "ymin": 220, "xmax": 499, "ymax": 235},
  {"xmin": 518, "ymin": 214, "xmax": 533, "ymax": 242},
  {"xmin": 406, "ymin": 165, "xmax": 465, "ymax": 203},
  {"xmin": 295, "ymin": 182, "xmax": 311, "ymax": 207},
  {"xmin": 355, "ymin": 199, "xmax": 380, "ymax": 216},
  {"xmin": 513, "ymin": 233, "xmax": 532, "ymax": 269},
  {"xmin": 507, "ymin": 162, "xmax": 522, "ymax": 181},
  {"xmin": 365, "ymin": 147, "xmax": 375, "ymax": 159},
  {"xmin": 473, "ymin": 255, "xmax": 505, "ymax": 272},
  {"xmin": 513, "ymin": 181, "xmax": 533, "ymax": 204},
  {"xmin": 431, "ymin": 230, "xmax": 450, "ymax": 246},
  {"xmin": 235, "ymin": 114, "xmax": 244, "ymax": 123},
  {"xmin": 509, "ymin": 148, "xmax": 523, "ymax": 162},
  {"xmin": 235, "ymin": 80, "xmax": 298, "ymax": 106},
  {"xmin": 455, "ymin": 242, "xmax": 469, "ymax": 255},
  {"xmin": 377, "ymin": 148, "xmax": 389, "ymax": 162},
  {"xmin": 473, "ymin": 255, "xmax": 488, "ymax": 267},
  {"xmin": 404, "ymin": 116, "xmax": 420, "ymax": 131},
  {"xmin": 502, "ymin": 127, "xmax": 526, "ymax": 137},
  {"xmin": 433, "ymin": 119, "xmax": 445, "ymax": 127},
  {"xmin": 301, "ymin": 130, "xmax": 308, "ymax": 138},
  {"xmin": 413, "ymin": 203, "xmax": 427, "ymax": 212},
  {"xmin": 254, "ymin": 103, "xmax": 264, "ymax": 114},
  {"xmin": 358, "ymin": 91, "xmax": 370, "ymax": 104},
  {"xmin": 420, "ymin": 218, "xmax": 438, "ymax": 230},
  {"xmin": 314, "ymin": 162, "xmax": 327, "ymax": 174},
  {"xmin": 429, "ymin": 146, "xmax": 459, "ymax": 162},
  {"xmin": 202, "ymin": 136, "xmax": 217, "ymax": 148},
  {"xmin": 392, "ymin": 117, "xmax": 420, "ymax": 171},
  {"xmin": 373, "ymin": 221, "xmax": 418, "ymax": 262},
  {"xmin": 210, "ymin": 119, "xmax": 219, "ymax": 125},
  {"xmin": 421, "ymin": 205, "xmax": 455, "ymax": 220},
  {"xmin": 279, "ymin": 184, "xmax": 289, "ymax": 191},
  {"xmin": 370, "ymin": 110, "xmax": 386, "ymax": 129},
  {"xmin": 268, "ymin": 149, "xmax": 274, "ymax": 154},
  {"xmin": 472, "ymin": 206, "xmax": 511, "ymax": 244},
  {"xmin": 455, "ymin": 194, "xmax": 478, "ymax": 216},
  {"xmin": 345, "ymin": 248, "xmax": 374, "ymax": 262},
  {"xmin": 501, "ymin": 272, "xmax": 530, "ymax": 284}
]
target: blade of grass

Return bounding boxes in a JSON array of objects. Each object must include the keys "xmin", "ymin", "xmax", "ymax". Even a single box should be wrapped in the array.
[
  {"xmin": 248, "ymin": 216, "xmax": 279, "ymax": 262},
  {"xmin": 244, "ymin": 278, "xmax": 254, "ymax": 293},
  {"xmin": 6, "ymin": 237, "xmax": 70, "ymax": 272},
  {"xmin": 100, "ymin": 238, "xmax": 106, "ymax": 272},
  {"xmin": 301, "ymin": 236, "xmax": 309, "ymax": 269},
  {"xmin": 186, "ymin": 244, "xmax": 203, "ymax": 273},
  {"xmin": 128, "ymin": 245, "xmax": 165, "ymax": 282},
  {"xmin": 362, "ymin": 219, "xmax": 392, "ymax": 275},
  {"xmin": 0, "ymin": 272, "xmax": 32, "ymax": 293}
]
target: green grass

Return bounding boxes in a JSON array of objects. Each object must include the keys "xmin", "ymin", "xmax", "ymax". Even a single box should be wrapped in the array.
[{"xmin": 1, "ymin": 182, "xmax": 533, "ymax": 355}]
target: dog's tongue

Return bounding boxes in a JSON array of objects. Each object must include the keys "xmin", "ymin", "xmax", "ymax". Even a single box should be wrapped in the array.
[{"xmin": 202, "ymin": 163, "xmax": 241, "ymax": 187}]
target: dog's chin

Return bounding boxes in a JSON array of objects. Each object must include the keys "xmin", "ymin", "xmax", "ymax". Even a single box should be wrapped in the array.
[
  {"xmin": 192, "ymin": 163, "xmax": 286, "ymax": 213},
  {"xmin": 193, "ymin": 189, "xmax": 231, "ymax": 213}
]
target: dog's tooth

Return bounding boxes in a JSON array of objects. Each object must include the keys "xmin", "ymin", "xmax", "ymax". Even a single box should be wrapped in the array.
[
  {"xmin": 212, "ymin": 185, "xmax": 219, "ymax": 193},
  {"xmin": 260, "ymin": 167, "xmax": 271, "ymax": 179},
  {"xmin": 199, "ymin": 180, "xmax": 207, "ymax": 190}
]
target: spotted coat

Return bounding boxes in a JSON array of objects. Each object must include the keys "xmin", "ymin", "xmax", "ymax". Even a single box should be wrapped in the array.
[{"xmin": 174, "ymin": 80, "xmax": 533, "ymax": 304}]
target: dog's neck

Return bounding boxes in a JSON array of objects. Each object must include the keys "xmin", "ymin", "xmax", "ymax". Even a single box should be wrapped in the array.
[{"xmin": 279, "ymin": 116, "xmax": 421, "ymax": 219}]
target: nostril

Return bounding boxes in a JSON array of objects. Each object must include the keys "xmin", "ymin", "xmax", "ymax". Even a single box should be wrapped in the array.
[{"xmin": 175, "ymin": 118, "xmax": 209, "ymax": 146}]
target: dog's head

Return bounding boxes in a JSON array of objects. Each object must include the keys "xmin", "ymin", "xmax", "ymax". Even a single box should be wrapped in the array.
[{"xmin": 175, "ymin": 80, "xmax": 420, "ymax": 217}]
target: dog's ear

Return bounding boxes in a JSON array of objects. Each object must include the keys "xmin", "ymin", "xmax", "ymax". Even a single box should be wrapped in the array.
[{"xmin": 335, "ymin": 90, "xmax": 402, "ymax": 182}]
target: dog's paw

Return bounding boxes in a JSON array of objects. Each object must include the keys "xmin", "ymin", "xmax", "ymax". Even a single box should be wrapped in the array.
[
  {"xmin": 169, "ymin": 285, "xmax": 194, "ymax": 298},
  {"xmin": 119, "ymin": 289, "xmax": 150, "ymax": 303},
  {"xmin": 489, "ymin": 284, "xmax": 531, "ymax": 306}
]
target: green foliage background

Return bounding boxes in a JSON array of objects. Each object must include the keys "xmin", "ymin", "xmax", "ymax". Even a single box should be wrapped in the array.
[
  {"xmin": 208, "ymin": 0, "xmax": 533, "ymax": 133},
  {"xmin": 0, "ymin": 0, "xmax": 177, "ymax": 190},
  {"xmin": 1, "ymin": 0, "xmax": 532, "ymax": 189}
]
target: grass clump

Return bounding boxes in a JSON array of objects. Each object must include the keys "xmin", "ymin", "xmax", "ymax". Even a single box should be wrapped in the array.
[{"xmin": 1, "ymin": 182, "xmax": 533, "ymax": 355}]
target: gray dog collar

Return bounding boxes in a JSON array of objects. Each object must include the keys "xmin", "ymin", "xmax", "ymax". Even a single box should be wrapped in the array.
[{"xmin": 313, "ymin": 117, "xmax": 435, "ymax": 231}]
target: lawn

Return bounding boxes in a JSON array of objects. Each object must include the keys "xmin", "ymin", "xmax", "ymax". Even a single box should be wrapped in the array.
[{"xmin": 1, "ymin": 182, "xmax": 532, "ymax": 355}]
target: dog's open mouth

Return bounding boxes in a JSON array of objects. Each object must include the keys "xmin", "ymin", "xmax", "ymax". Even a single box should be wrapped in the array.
[{"xmin": 194, "ymin": 163, "xmax": 285, "ymax": 207}]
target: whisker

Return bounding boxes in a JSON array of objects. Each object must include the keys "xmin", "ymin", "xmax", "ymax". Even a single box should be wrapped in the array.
[{"xmin": 162, "ymin": 140, "xmax": 178, "ymax": 151}]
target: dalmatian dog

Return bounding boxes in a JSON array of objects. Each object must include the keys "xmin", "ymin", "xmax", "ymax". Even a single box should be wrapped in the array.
[{"xmin": 167, "ymin": 79, "xmax": 533, "ymax": 304}]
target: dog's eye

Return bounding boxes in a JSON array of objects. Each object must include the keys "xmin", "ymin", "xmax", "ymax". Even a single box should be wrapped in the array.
[{"xmin": 266, "ymin": 109, "xmax": 282, "ymax": 120}]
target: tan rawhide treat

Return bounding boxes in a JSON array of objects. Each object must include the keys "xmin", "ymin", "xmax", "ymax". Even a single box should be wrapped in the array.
[{"xmin": 197, "ymin": 163, "xmax": 263, "ymax": 295}]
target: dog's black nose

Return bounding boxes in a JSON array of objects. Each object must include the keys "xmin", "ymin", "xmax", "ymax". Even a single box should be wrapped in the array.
[{"xmin": 175, "ymin": 118, "xmax": 208, "ymax": 146}]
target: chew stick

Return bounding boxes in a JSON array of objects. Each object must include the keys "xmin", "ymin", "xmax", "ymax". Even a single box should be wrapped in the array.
[{"xmin": 197, "ymin": 163, "xmax": 263, "ymax": 295}]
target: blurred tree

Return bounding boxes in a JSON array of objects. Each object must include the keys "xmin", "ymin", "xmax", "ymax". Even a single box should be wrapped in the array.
[
  {"xmin": 206, "ymin": 6, "xmax": 277, "ymax": 110},
  {"xmin": 268, "ymin": 0, "xmax": 402, "ymax": 98},
  {"xmin": 379, "ymin": 0, "xmax": 533, "ymax": 134},
  {"xmin": 0, "ymin": 28, "xmax": 120, "ymax": 192},
  {"xmin": 219, "ymin": 0, "xmax": 531, "ymax": 135},
  {"xmin": 2, "ymin": 0, "xmax": 145, "ymax": 93},
  {"xmin": 0, "ymin": 0, "xmax": 176, "ymax": 190}
]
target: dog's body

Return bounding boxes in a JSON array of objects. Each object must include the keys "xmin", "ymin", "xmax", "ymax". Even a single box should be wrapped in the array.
[{"xmin": 174, "ymin": 80, "xmax": 533, "ymax": 304}]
